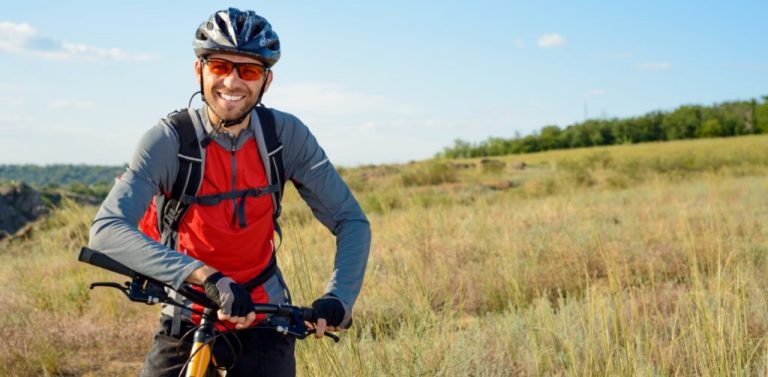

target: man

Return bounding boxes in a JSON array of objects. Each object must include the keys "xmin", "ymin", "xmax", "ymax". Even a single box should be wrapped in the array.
[{"xmin": 88, "ymin": 8, "xmax": 370, "ymax": 377}]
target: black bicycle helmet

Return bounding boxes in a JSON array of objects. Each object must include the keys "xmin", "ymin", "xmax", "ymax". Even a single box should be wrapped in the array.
[{"xmin": 193, "ymin": 8, "xmax": 281, "ymax": 67}]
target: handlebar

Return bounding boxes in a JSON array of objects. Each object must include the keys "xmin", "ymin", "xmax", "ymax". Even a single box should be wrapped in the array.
[
  {"xmin": 78, "ymin": 246, "xmax": 137, "ymax": 278},
  {"xmin": 79, "ymin": 246, "xmax": 218, "ymax": 308},
  {"xmin": 77, "ymin": 247, "xmax": 335, "ymax": 341}
]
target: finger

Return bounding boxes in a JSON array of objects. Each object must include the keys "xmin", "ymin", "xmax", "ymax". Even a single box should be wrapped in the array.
[
  {"xmin": 217, "ymin": 310, "xmax": 231, "ymax": 322},
  {"xmin": 238, "ymin": 312, "xmax": 256, "ymax": 329},
  {"xmin": 315, "ymin": 318, "xmax": 327, "ymax": 338}
]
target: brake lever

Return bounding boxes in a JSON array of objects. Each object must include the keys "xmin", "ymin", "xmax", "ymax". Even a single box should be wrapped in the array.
[
  {"xmin": 275, "ymin": 325, "xmax": 340, "ymax": 343},
  {"xmin": 89, "ymin": 279, "xmax": 167, "ymax": 305},
  {"xmin": 90, "ymin": 282, "xmax": 130, "ymax": 296}
]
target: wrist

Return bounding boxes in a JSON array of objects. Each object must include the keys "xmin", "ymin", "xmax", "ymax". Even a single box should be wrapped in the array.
[
  {"xmin": 204, "ymin": 271, "xmax": 224, "ymax": 285},
  {"xmin": 186, "ymin": 265, "xmax": 219, "ymax": 285}
]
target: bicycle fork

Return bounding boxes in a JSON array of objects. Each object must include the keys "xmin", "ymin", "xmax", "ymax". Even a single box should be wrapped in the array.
[{"xmin": 186, "ymin": 308, "xmax": 219, "ymax": 377}]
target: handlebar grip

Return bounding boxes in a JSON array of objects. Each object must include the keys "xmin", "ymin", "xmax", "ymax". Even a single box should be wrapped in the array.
[
  {"xmin": 176, "ymin": 285, "xmax": 218, "ymax": 310},
  {"xmin": 301, "ymin": 307, "xmax": 316, "ymax": 323},
  {"xmin": 78, "ymin": 247, "xmax": 136, "ymax": 278}
]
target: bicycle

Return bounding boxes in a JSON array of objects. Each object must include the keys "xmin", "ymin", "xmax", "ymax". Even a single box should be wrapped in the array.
[{"xmin": 77, "ymin": 247, "xmax": 338, "ymax": 377}]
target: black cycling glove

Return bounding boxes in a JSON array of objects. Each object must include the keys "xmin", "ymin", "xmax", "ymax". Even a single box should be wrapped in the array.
[
  {"xmin": 312, "ymin": 296, "xmax": 347, "ymax": 327},
  {"xmin": 203, "ymin": 272, "xmax": 254, "ymax": 318}
]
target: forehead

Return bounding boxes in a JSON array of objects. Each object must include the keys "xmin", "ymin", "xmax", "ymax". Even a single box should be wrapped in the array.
[{"xmin": 206, "ymin": 53, "xmax": 263, "ymax": 65}]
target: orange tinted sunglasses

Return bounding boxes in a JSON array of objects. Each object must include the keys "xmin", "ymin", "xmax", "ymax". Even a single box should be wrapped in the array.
[{"xmin": 202, "ymin": 58, "xmax": 267, "ymax": 81}]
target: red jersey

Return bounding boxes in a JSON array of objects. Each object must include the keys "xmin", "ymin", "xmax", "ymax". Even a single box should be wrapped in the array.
[{"xmin": 140, "ymin": 137, "xmax": 274, "ymax": 316}]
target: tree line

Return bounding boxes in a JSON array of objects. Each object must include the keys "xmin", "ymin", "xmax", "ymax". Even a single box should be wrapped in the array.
[
  {"xmin": 0, "ymin": 164, "xmax": 124, "ymax": 198},
  {"xmin": 0, "ymin": 164, "xmax": 124, "ymax": 187},
  {"xmin": 437, "ymin": 97, "xmax": 768, "ymax": 159}
]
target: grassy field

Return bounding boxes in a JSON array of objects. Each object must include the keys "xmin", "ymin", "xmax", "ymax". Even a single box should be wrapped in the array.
[{"xmin": 2, "ymin": 135, "xmax": 768, "ymax": 376}]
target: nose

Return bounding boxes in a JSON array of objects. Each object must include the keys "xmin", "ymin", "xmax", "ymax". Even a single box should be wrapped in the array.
[{"xmin": 221, "ymin": 69, "xmax": 244, "ymax": 86}]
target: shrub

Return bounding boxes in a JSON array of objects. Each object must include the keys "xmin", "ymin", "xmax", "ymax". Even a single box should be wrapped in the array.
[
  {"xmin": 480, "ymin": 159, "xmax": 506, "ymax": 174},
  {"xmin": 400, "ymin": 161, "xmax": 457, "ymax": 187}
]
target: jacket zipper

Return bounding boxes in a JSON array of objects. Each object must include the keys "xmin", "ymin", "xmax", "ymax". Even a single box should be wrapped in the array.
[{"xmin": 230, "ymin": 133, "xmax": 238, "ymax": 214}]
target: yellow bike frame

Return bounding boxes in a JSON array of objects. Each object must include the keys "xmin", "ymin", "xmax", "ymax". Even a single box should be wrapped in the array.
[{"xmin": 185, "ymin": 307, "xmax": 219, "ymax": 377}]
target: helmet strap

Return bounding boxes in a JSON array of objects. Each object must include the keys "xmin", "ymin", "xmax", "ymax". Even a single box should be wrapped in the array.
[
  {"xmin": 255, "ymin": 68, "xmax": 271, "ymax": 106},
  {"xmin": 198, "ymin": 58, "xmax": 206, "ymax": 105},
  {"xmin": 187, "ymin": 91, "xmax": 201, "ymax": 108}
]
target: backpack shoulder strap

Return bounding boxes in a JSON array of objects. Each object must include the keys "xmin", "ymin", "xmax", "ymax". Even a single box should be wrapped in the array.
[
  {"xmin": 159, "ymin": 108, "xmax": 203, "ymax": 248},
  {"xmin": 254, "ymin": 106, "xmax": 286, "ymax": 245},
  {"xmin": 157, "ymin": 108, "xmax": 204, "ymax": 337}
]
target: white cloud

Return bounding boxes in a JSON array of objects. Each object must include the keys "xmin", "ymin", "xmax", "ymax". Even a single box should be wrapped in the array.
[
  {"xmin": 0, "ymin": 96, "xmax": 23, "ymax": 107},
  {"xmin": 585, "ymin": 89, "xmax": 606, "ymax": 98},
  {"xmin": 512, "ymin": 38, "xmax": 525, "ymax": 48},
  {"xmin": 0, "ymin": 114, "xmax": 31, "ymax": 131},
  {"xmin": 635, "ymin": 61, "xmax": 672, "ymax": 70},
  {"xmin": 537, "ymin": 33, "xmax": 566, "ymax": 48},
  {"xmin": 0, "ymin": 21, "xmax": 152, "ymax": 62},
  {"xmin": 48, "ymin": 100, "xmax": 95, "ymax": 109},
  {"xmin": 268, "ymin": 82, "xmax": 417, "ymax": 116}
]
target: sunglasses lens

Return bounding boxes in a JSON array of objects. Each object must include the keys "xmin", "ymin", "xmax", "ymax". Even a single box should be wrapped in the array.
[
  {"xmin": 206, "ymin": 59, "xmax": 265, "ymax": 81},
  {"xmin": 206, "ymin": 60, "xmax": 233, "ymax": 76},
  {"xmin": 238, "ymin": 65, "xmax": 264, "ymax": 81}
]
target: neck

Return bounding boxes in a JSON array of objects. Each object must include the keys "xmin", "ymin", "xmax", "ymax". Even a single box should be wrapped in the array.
[{"xmin": 207, "ymin": 108, "xmax": 251, "ymax": 136}]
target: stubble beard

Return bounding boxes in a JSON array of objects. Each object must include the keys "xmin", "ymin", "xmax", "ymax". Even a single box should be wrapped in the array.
[{"xmin": 206, "ymin": 92, "xmax": 259, "ymax": 124}]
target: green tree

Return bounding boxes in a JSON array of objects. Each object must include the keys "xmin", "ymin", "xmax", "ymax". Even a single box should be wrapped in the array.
[
  {"xmin": 662, "ymin": 106, "xmax": 701, "ymax": 140},
  {"xmin": 484, "ymin": 137, "xmax": 512, "ymax": 156},
  {"xmin": 432, "ymin": 97, "xmax": 765, "ymax": 160},
  {"xmin": 698, "ymin": 118, "xmax": 726, "ymax": 138},
  {"xmin": 539, "ymin": 125, "xmax": 562, "ymax": 151},
  {"xmin": 756, "ymin": 98, "xmax": 768, "ymax": 133},
  {"xmin": 439, "ymin": 139, "xmax": 473, "ymax": 158},
  {"xmin": 519, "ymin": 135, "xmax": 540, "ymax": 153},
  {"xmin": 563, "ymin": 125, "xmax": 590, "ymax": 148}
]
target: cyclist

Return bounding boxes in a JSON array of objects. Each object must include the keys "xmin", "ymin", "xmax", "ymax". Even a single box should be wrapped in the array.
[{"xmin": 88, "ymin": 8, "xmax": 371, "ymax": 377}]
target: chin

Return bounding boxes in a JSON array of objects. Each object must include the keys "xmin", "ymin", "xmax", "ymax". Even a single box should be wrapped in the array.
[{"xmin": 213, "ymin": 105, "xmax": 246, "ymax": 119}]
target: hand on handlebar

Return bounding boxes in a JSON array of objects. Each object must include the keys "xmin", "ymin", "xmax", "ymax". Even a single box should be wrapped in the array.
[
  {"xmin": 203, "ymin": 272, "xmax": 256, "ymax": 329},
  {"xmin": 311, "ymin": 296, "xmax": 349, "ymax": 338},
  {"xmin": 311, "ymin": 318, "xmax": 341, "ymax": 338}
]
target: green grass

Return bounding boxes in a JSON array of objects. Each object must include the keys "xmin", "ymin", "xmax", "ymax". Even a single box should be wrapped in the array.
[{"xmin": 3, "ymin": 134, "xmax": 768, "ymax": 376}]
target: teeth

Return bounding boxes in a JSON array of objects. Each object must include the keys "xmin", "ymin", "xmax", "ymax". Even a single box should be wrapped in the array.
[{"xmin": 220, "ymin": 93, "xmax": 244, "ymax": 101}]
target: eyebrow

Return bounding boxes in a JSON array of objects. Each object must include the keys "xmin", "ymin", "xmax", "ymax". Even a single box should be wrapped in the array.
[{"xmin": 206, "ymin": 57, "xmax": 265, "ymax": 67}]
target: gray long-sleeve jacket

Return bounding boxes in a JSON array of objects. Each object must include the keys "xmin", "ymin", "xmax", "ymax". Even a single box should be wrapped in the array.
[{"xmin": 89, "ymin": 106, "xmax": 371, "ymax": 314}]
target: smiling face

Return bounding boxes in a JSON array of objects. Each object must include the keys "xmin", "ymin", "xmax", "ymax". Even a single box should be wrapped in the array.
[{"xmin": 194, "ymin": 53, "xmax": 272, "ymax": 128}]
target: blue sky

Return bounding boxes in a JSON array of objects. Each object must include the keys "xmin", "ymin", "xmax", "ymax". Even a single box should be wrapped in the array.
[{"xmin": 1, "ymin": 1, "xmax": 767, "ymax": 167}]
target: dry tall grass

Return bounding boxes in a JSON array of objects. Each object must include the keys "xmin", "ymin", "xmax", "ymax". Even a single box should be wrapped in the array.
[{"xmin": 2, "ymin": 135, "xmax": 768, "ymax": 376}]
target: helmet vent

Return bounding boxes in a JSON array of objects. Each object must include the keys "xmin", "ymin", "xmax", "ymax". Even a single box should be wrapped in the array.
[{"xmin": 215, "ymin": 17, "xmax": 229, "ymax": 35}]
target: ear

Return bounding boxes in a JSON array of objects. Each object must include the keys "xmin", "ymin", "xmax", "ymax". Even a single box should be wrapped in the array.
[
  {"xmin": 194, "ymin": 59, "xmax": 203, "ymax": 84},
  {"xmin": 263, "ymin": 70, "xmax": 274, "ymax": 93}
]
